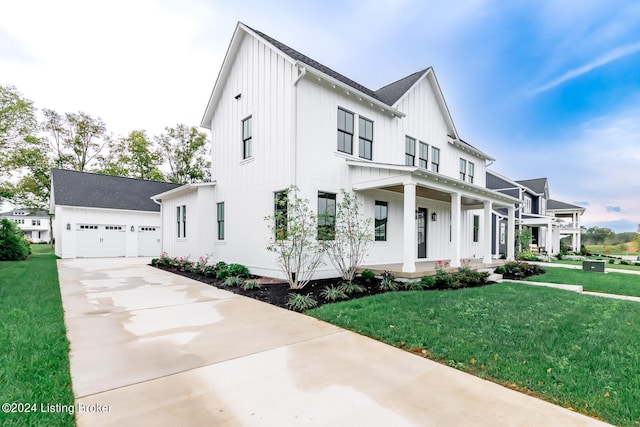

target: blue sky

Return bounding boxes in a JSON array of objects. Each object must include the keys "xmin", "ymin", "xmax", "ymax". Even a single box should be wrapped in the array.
[{"xmin": 1, "ymin": 0, "xmax": 639, "ymax": 232}]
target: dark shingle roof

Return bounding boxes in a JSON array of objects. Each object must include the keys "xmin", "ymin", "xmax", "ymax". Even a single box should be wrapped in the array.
[
  {"xmin": 51, "ymin": 169, "xmax": 182, "ymax": 212},
  {"xmin": 247, "ymin": 24, "xmax": 420, "ymax": 106},
  {"xmin": 516, "ymin": 178, "xmax": 547, "ymax": 194},
  {"xmin": 375, "ymin": 68, "xmax": 429, "ymax": 105},
  {"xmin": 547, "ymin": 199, "xmax": 585, "ymax": 210},
  {"xmin": 1, "ymin": 209, "xmax": 49, "ymax": 217}
]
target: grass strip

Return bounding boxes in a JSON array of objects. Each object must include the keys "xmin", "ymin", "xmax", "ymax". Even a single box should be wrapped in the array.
[
  {"xmin": 0, "ymin": 245, "xmax": 74, "ymax": 426},
  {"xmin": 529, "ymin": 267, "xmax": 640, "ymax": 297},
  {"xmin": 308, "ymin": 283, "xmax": 640, "ymax": 426}
]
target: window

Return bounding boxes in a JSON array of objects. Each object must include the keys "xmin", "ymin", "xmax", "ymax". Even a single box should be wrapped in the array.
[
  {"xmin": 523, "ymin": 195, "xmax": 532, "ymax": 214},
  {"xmin": 405, "ymin": 136, "xmax": 416, "ymax": 165},
  {"xmin": 217, "ymin": 202, "xmax": 225, "ymax": 240},
  {"xmin": 358, "ymin": 117, "xmax": 373, "ymax": 160},
  {"xmin": 468, "ymin": 162, "xmax": 475, "ymax": 184},
  {"xmin": 500, "ymin": 222, "xmax": 506, "ymax": 244},
  {"xmin": 337, "ymin": 108, "xmax": 354, "ymax": 154},
  {"xmin": 177, "ymin": 205, "xmax": 186, "ymax": 238},
  {"xmin": 317, "ymin": 192, "xmax": 336, "ymax": 240},
  {"xmin": 431, "ymin": 147, "xmax": 440, "ymax": 172},
  {"xmin": 274, "ymin": 191, "xmax": 288, "ymax": 240},
  {"xmin": 459, "ymin": 158, "xmax": 467, "ymax": 181},
  {"xmin": 242, "ymin": 116, "xmax": 252, "ymax": 159},
  {"xmin": 32, "ymin": 219, "xmax": 41, "ymax": 226},
  {"xmin": 14, "ymin": 219, "xmax": 24, "ymax": 224},
  {"xmin": 473, "ymin": 215, "xmax": 480, "ymax": 242},
  {"xmin": 418, "ymin": 142, "xmax": 428, "ymax": 169},
  {"xmin": 374, "ymin": 201, "xmax": 388, "ymax": 241}
]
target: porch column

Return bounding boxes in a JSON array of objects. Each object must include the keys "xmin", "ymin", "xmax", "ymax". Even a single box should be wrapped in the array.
[
  {"xmin": 402, "ymin": 183, "xmax": 417, "ymax": 273},
  {"xmin": 576, "ymin": 224, "xmax": 581, "ymax": 252},
  {"xmin": 483, "ymin": 200, "xmax": 492, "ymax": 264},
  {"xmin": 450, "ymin": 192, "xmax": 461, "ymax": 268},
  {"xmin": 507, "ymin": 206, "xmax": 515, "ymax": 261},
  {"xmin": 547, "ymin": 222, "xmax": 553, "ymax": 255}
]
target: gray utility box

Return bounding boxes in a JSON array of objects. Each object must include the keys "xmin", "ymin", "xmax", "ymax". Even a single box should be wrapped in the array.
[{"xmin": 583, "ymin": 260, "xmax": 606, "ymax": 273}]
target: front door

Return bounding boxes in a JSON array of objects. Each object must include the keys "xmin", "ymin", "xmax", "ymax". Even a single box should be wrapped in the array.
[{"xmin": 417, "ymin": 208, "xmax": 427, "ymax": 259}]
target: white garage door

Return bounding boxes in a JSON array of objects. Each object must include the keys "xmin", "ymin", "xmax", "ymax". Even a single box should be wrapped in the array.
[
  {"xmin": 138, "ymin": 226, "xmax": 161, "ymax": 257},
  {"xmin": 76, "ymin": 224, "xmax": 126, "ymax": 258}
]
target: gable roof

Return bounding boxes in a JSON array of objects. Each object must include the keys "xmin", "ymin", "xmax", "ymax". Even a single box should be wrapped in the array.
[
  {"xmin": 516, "ymin": 178, "xmax": 548, "ymax": 195},
  {"xmin": 374, "ymin": 68, "xmax": 430, "ymax": 105},
  {"xmin": 50, "ymin": 169, "xmax": 182, "ymax": 212},
  {"xmin": 547, "ymin": 199, "xmax": 586, "ymax": 211}
]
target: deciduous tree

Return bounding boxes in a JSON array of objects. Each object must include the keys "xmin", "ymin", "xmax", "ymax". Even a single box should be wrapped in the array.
[
  {"xmin": 98, "ymin": 130, "xmax": 164, "ymax": 181},
  {"xmin": 156, "ymin": 124, "xmax": 210, "ymax": 184}
]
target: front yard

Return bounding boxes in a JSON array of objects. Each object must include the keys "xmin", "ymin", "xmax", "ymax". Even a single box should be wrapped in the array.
[
  {"xmin": 528, "ymin": 267, "xmax": 640, "ymax": 297},
  {"xmin": 308, "ymin": 282, "xmax": 640, "ymax": 427},
  {"xmin": 0, "ymin": 245, "xmax": 74, "ymax": 427}
]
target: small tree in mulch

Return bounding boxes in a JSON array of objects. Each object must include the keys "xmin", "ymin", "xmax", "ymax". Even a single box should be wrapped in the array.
[
  {"xmin": 0, "ymin": 218, "xmax": 29, "ymax": 260},
  {"xmin": 265, "ymin": 186, "xmax": 325, "ymax": 289},
  {"xmin": 324, "ymin": 190, "xmax": 372, "ymax": 283}
]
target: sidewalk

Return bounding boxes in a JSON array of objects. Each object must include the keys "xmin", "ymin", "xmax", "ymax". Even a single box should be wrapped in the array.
[{"xmin": 58, "ymin": 258, "xmax": 611, "ymax": 426}]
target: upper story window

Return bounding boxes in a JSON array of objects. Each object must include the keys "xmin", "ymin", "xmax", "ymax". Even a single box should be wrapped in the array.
[
  {"xmin": 431, "ymin": 147, "xmax": 440, "ymax": 172},
  {"xmin": 468, "ymin": 162, "xmax": 475, "ymax": 184},
  {"xmin": 358, "ymin": 117, "xmax": 373, "ymax": 160},
  {"xmin": 459, "ymin": 158, "xmax": 467, "ymax": 181},
  {"xmin": 374, "ymin": 201, "xmax": 388, "ymax": 241},
  {"xmin": 337, "ymin": 108, "xmax": 354, "ymax": 154},
  {"xmin": 418, "ymin": 142, "xmax": 428, "ymax": 169},
  {"xmin": 317, "ymin": 192, "xmax": 336, "ymax": 240},
  {"xmin": 405, "ymin": 136, "xmax": 416, "ymax": 166},
  {"xmin": 242, "ymin": 116, "xmax": 253, "ymax": 159},
  {"xmin": 14, "ymin": 219, "xmax": 25, "ymax": 224},
  {"xmin": 32, "ymin": 219, "xmax": 41, "ymax": 226},
  {"xmin": 523, "ymin": 194, "xmax": 532, "ymax": 214}
]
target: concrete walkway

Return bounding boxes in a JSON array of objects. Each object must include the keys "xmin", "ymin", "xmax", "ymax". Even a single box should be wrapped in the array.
[{"xmin": 58, "ymin": 258, "xmax": 611, "ymax": 427}]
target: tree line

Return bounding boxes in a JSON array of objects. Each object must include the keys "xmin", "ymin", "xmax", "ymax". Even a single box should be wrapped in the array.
[
  {"xmin": 579, "ymin": 225, "xmax": 640, "ymax": 250},
  {"xmin": 0, "ymin": 84, "xmax": 211, "ymax": 211}
]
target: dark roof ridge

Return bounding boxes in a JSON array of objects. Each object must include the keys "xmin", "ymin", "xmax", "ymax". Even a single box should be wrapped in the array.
[{"xmin": 376, "ymin": 67, "xmax": 430, "ymax": 92}]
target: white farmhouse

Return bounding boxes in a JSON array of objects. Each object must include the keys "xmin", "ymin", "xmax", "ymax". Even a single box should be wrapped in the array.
[
  {"xmin": 155, "ymin": 22, "xmax": 521, "ymax": 278},
  {"xmin": 0, "ymin": 208, "xmax": 51, "ymax": 243}
]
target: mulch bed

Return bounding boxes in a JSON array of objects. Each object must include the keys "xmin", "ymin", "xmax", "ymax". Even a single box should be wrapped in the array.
[{"xmin": 153, "ymin": 266, "xmax": 387, "ymax": 311}]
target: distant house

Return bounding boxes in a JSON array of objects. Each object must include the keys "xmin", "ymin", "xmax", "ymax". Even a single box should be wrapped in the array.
[
  {"xmin": 486, "ymin": 170, "xmax": 585, "ymax": 255},
  {"xmin": 154, "ymin": 22, "xmax": 521, "ymax": 279},
  {"xmin": 50, "ymin": 168, "xmax": 181, "ymax": 258},
  {"xmin": 0, "ymin": 208, "xmax": 51, "ymax": 243}
]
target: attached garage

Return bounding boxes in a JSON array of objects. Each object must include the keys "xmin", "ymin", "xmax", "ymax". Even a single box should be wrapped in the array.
[{"xmin": 50, "ymin": 169, "xmax": 181, "ymax": 259}]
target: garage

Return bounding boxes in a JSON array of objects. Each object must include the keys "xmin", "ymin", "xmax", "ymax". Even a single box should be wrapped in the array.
[
  {"xmin": 138, "ymin": 226, "xmax": 161, "ymax": 256},
  {"xmin": 75, "ymin": 224, "xmax": 126, "ymax": 258}
]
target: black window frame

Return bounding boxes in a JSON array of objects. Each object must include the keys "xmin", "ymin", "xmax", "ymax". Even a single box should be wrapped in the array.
[
  {"xmin": 374, "ymin": 200, "xmax": 388, "ymax": 241},
  {"xmin": 217, "ymin": 202, "xmax": 225, "ymax": 240},
  {"xmin": 431, "ymin": 146, "xmax": 440, "ymax": 172},
  {"xmin": 317, "ymin": 191, "xmax": 336, "ymax": 240},
  {"xmin": 405, "ymin": 136, "xmax": 416, "ymax": 166},
  {"xmin": 473, "ymin": 214, "xmax": 480, "ymax": 242},
  {"xmin": 418, "ymin": 141, "xmax": 428, "ymax": 169},
  {"xmin": 274, "ymin": 191, "xmax": 288, "ymax": 240},
  {"xmin": 468, "ymin": 161, "xmax": 475, "ymax": 184},
  {"xmin": 177, "ymin": 205, "xmax": 186, "ymax": 238},
  {"xmin": 460, "ymin": 158, "xmax": 467, "ymax": 181},
  {"xmin": 337, "ymin": 108, "xmax": 354, "ymax": 154},
  {"xmin": 358, "ymin": 116, "xmax": 373, "ymax": 160},
  {"xmin": 242, "ymin": 116, "xmax": 253, "ymax": 160}
]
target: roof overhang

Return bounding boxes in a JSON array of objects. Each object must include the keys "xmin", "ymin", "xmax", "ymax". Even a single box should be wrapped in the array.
[
  {"xmin": 449, "ymin": 137, "xmax": 494, "ymax": 162},
  {"xmin": 151, "ymin": 182, "xmax": 217, "ymax": 201}
]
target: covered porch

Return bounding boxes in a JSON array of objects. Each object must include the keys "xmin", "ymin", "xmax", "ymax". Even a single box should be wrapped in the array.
[
  {"xmin": 348, "ymin": 160, "xmax": 520, "ymax": 274},
  {"xmin": 357, "ymin": 258, "xmax": 507, "ymax": 279}
]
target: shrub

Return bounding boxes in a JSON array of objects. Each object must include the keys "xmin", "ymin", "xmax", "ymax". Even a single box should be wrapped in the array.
[
  {"xmin": 420, "ymin": 275, "xmax": 436, "ymax": 289},
  {"xmin": 360, "ymin": 269, "xmax": 376, "ymax": 281},
  {"xmin": 0, "ymin": 218, "xmax": 29, "ymax": 260},
  {"xmin": 320, "ymin": 285, "xmax": 348, "ymax": 301},
  {"xmin": 243, "ymin": 280, "xmax": 262, "ymax": 290},
  {"xmin": 286, "ymin": 293, "xmax": 318, "ymax": 311},
  {"xmin": 635, "ymin": 262, "xmax": 640, "ymax": 267},
  {"xmin": 215, "ymin": 261, "xmax": 229, "ymax": 279},
  {"xmin": 516, "ymin": 249, "xmax": 538, "ymax": 261},
  {"xmin": 151, "ymin": 258, "xmax": 158, "ymax": 266},
  {"xmin": 580, "ymin": 245, "xmax": 589, "ymax": 256},
  {"xmin": 222, "ymin": 275, "xmax": 243, "ymax": 287},
  {"xmin": 340, "ymin": 281, "xmax": 365, "ymax": 294},
  {"xmin": 379, "ymin": 270, "xmax": 398, "ymax": 291},
  {"xmin": 497, "ymin": 261, "xmax": 545, "ymax": 279},
  {"xmin": 228, "ymin": 263, "xmax": 250, "ymax": 277},
  {"xmin": 448, "ymin": 269, "xmax": 490, "ymax": 288},
  {"xmin": 403, "ymin": 279, "xmax": 430, "ymax": 291},
  {"xmin": 620, "ymin": 260, "xmax": 631, "ymax": 265}
]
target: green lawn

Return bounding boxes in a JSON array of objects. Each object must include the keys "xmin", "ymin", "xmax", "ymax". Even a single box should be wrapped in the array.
[
  {"xmin": 528, "ymin": 267, "xmax": 640, "ymax": 297},
  {"xmin": 552, "ymin": 259, "xmax": 640, "ymax": 272},
  {"xmin": 308, "ymin": 283, "xmax": 640, "ymax": 426},
  {"xmin": 0, "ymin": 245, "xmax": 74, "ymax": 427}
]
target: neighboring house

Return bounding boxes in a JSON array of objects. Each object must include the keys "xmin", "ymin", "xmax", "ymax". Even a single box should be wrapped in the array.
[
  {"xmin": 486, "ymin": 170, "xmax": 585, "ymax": 255},
  {"xmin": 50, "ymin": 168, "xmax": 181, "ymax": 258},
  {"xmin": 0, "ymin": 208, "xmax": 52, "ymax": 243},
  {"xmin": 155, "ymin": 22, "xmax": 520, "ymax": 279}
]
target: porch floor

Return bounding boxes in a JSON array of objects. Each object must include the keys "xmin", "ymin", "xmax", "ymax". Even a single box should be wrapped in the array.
[{"xmin": 358, "ymin": 258, "xmax": 507, "ymax": 279}]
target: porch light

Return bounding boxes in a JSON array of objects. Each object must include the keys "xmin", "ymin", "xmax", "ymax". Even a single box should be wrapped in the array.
[
  {"xmin": 130, "ymin": 226, "xmax": 135, "ymax": 232},
  {"xmin": 431, "ymin": 212, "xmax": 437, "ymax": 222},
  {"xmin": 66, "ymin": 223, "xmax": 70, "ymax": 230}
]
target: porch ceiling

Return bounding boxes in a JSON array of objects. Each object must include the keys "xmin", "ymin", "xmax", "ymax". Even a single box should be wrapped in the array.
[{"xmin": 384, "ymin": 185, "xmax": 479, "ymax": 206}]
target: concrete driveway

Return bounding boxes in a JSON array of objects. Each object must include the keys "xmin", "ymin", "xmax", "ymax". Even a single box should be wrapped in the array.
[{"xmin": 58, "ymin": 258, "xmax": 611, "ymax": 427}]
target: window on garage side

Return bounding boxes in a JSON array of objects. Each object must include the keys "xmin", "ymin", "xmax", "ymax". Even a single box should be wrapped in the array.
[
  {"xmin": 217, "ymin": 202, "xmax": 225, "ymax": 240},
  {"xmin": 177, "ymin": 205, "xmax": 186, "ymax": 238}
]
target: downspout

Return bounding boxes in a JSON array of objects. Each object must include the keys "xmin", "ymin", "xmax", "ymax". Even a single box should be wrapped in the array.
[
  {"xmin": 151, "ymin": 197, "xmax": 163, "ymax": 255},
  {"xmin": 292, "ymin": 66, "xmax": 307, "ymax": 188}
]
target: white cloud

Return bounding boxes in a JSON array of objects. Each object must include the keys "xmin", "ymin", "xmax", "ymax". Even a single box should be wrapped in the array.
[{"xmin": 532, "ymin": 40, "xmax": 640, "ymax": 94}]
